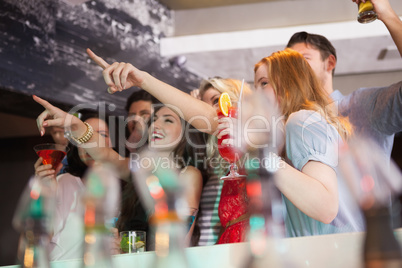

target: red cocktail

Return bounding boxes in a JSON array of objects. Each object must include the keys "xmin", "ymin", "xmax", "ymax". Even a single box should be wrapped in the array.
[
  {"xmin": 218, "ymin": 107, "xmax": 241, "ymax": 163},
  {"xmin": 217, "ymin": 103, "xmax": 245, "ymax": 180},
  {"xmin": 34, "ymin": 143, "xmax": 69, "ymax": 168}
]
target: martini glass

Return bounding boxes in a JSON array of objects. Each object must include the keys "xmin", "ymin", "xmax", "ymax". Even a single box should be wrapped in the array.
[
  {"xmin": 33, "ymin": 143, "xmax": 69, "ymax": 169},
  {"xmin": 217, "ymin": 102, "xmax": 245, "ymax": 180}
]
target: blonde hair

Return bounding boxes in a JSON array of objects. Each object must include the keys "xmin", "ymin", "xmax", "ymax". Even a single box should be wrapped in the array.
[
  {"xmin": 199, "ymin": 77, "xmax": 252, "ymax": 102},
  {"xmin": 254, "ymin": 48, "xmax": 352, "ymax": 140},
  {"xmin": 198, "ymin": 77, "xmax": 252, "ymax": 175}
]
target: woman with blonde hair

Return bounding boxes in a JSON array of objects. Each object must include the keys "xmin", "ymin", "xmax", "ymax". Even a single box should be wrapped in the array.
[
  {"xmin": 250, "ymin": 48, "xmax": 363, "ymax": 236},
  {"xmin": 196, "ymin": 77, "xmax": 252, "ymax": 170},
  {"xmin": 195, "ymin": 77, "xmax": 253, "ymax": 245}
]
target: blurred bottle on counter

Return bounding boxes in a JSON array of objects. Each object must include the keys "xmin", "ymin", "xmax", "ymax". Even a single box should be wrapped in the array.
[
  {"xmin": 243, "ymin": 148, "xmax": 286, "ymax": 268},
  {"xmin": 239, "ymin": 92, "xmax": 287, "ymax": 268},
  {"xmin": 364, "ymin": 206, "xmax": 402, "ymax": 268},
  {"xmin": 13, "ymin": 176, "xmax": 57, "ymax": 268},
  {"xmin": 152, "ymin": 211, "xmax": 188, "ymax": 268},
  {"xmin": 81, "ymin": 164, "xmax": 120, "ymax": 268},
  {"xmin": 339, "ymin": 138, "xmax": 402, "ymax": 268},
  {"xmin": 145, "ymin": 168, "xmax": 188, "ymax": 268}
]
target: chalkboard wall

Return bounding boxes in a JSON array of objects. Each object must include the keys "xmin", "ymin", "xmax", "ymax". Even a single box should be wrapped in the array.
[{"xmin": 0, "ymin": 0, "xmax": 201, "ymax": 117}]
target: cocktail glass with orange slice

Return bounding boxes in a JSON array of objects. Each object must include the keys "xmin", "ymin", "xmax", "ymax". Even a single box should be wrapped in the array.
[{"xmin": 217, "ymin": 93, "xmax": 246, "ymax": 180}]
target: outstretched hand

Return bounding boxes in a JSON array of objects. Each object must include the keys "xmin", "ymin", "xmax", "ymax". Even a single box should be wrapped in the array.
[
  {"xmin": 33, "ymin": 95, "xmax": 74, "ymax": 136},
  {"xmin": 86, "ymin": 48, "xmax": 146, "ymax": 94}
]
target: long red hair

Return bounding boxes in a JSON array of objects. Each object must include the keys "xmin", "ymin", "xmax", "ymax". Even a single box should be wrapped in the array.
[{"xmin": 255, "ymin": 49, "xmax": 352, "ymax": 140}]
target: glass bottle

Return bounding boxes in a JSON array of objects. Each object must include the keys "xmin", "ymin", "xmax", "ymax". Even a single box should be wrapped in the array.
[
  {"xmin": 146, "ymin": 168, "xmax": 188, "ymax": 268},
  {"xmin": 339, "ymin": 138, "xmax": 402, "ymax": 268},
  {"xmin": 19, "ymin": 199, "xmax": 51, "ymax": 268},
  {"xmin": 81, "ymin": 164, "xmax": 120, "ymax": 268},
  {"xmin": 152, "ymin": 212, "xmax": 188, "ymax": 268},
  {"xmin": 13, "ymin": 176, "xmax": 56, "ymax": 268},
  {"xmin": 364, "ymin": 206, "xmax": 402, "ymax": 268},
  {"xmin": 243, "ymin": 149, "xmax": 286, "ymax": 268}
]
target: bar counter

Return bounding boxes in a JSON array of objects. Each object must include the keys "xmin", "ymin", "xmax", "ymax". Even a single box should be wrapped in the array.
[{"xmin": 5, "ymin": 229, "xmax": 402, "ymax": 268}]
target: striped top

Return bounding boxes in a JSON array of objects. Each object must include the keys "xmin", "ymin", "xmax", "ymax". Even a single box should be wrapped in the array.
[{"xmin": 196, "ymin": 170, "xmax": 223, "ymax": 246}]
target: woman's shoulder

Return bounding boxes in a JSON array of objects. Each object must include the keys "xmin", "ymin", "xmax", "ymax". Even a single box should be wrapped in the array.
[
  {"xmin": 286, "ymin": 110, "xmax": 327, "ymax": 130},
  {"xmin": 56, "ymin": 173, "xmax": 84, "ymax": 188},
  {"xmin": 181, "ymin": 165, "xmax": 202, "ymax": 177},
  {"xmin": 180, "ymin": 166, "xmax": 203, "ymax": 185},
  {"xmin": 287, "ymin": 109, "xmax": 321, "ymax": 123}
]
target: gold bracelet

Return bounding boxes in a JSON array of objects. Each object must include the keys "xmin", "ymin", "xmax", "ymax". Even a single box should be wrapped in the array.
[{"xmin": 71, "ymin": 122, "xmax": 94, "ymax": 145}]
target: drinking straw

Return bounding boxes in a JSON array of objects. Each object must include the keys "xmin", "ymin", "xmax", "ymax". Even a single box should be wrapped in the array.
[
  {"xmin": 236, "ymin": 79, "xmax": 245, "ymax": 148},
  {"xmin": 238, "ymin": 78, "xmax": 245, "ymax": 103}
]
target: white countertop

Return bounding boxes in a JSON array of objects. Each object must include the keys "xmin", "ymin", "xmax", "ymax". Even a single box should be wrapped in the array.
[{"xmin": 5, "ymin": 229, "xmax": 402, "ymax": 268}]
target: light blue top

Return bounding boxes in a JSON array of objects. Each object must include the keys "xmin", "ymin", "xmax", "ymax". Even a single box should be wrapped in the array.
[{"xmin": 284, "ymin": 110, "xmax": 364, "ymax": 237}]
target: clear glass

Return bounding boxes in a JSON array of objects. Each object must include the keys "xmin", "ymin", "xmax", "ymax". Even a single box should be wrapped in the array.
[
  {"xmin": 357, "ymin": 0, "xmax": 377, "ymax": 24},
  {"xmin": 217, "ymin": 101, "xmax": 246, "ymax": 180},
  {"xmin": 119, "ymin": 231, "xmax": 146, "ymax": 253}
]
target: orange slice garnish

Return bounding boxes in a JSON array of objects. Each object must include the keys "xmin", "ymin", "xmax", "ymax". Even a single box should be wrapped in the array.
[{"xmin": 219, "ymin": 92, "xmax": 232, "ymax": 117}]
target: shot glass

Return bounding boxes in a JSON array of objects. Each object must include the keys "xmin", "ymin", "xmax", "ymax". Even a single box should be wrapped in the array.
[{"xmin": 120, "ymin": 230, "xmax": 146, "ymax": 253}]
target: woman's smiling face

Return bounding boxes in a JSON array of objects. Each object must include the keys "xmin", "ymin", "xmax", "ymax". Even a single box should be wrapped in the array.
[{"xmin": 148, "ymin": 106, "xmax": 183, "ymax": 152}]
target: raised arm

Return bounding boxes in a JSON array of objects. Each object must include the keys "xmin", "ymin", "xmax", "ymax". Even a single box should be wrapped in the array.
[
  {"xmin": 86, "ymin": 49, "xmax": 218, "ymax": 135},
  {"xmin": 354, "ymin": 0, "xmax": 402, "ymax": 56},
  {"xmin": 33, "ymin": 95, "xmax": 130, "ymax": 179}
]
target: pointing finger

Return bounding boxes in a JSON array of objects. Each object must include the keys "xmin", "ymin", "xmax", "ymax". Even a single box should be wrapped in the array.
[
  {"xmin": 87, "ymin": 48, "xmax": 110, "ymax": 69},
  {"xmin": 33, "ymin": 95, "xmax": 54, "ymax": 111}
]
